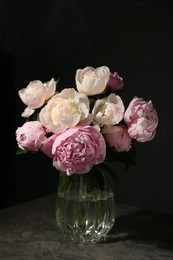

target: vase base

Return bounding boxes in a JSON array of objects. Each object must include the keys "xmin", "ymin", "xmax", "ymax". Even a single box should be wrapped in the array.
[
  {"xmin": 56, "ymin": 171, "xmax": 116, "ymax": 244},
  {"xmin": 57, "ymin": 222, "xmax": 115, "ymax": 244}
]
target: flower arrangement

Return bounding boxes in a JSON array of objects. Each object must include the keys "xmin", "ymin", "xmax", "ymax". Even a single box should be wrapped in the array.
[{"xmin": 16, "ymin": 66, "xmax": 158, "ymax": 178}]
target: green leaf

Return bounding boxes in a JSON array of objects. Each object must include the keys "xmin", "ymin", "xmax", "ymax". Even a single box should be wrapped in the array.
[{"xmin": 16, "ymin": 148, "xmax": 28, "ymax": 155}]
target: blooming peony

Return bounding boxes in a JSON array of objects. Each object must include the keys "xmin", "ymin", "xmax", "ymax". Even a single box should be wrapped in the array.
[
  {"xmin": 52, "ymin": 125, "xmax": 106, "ymax": 175},
  {"xmin": 15, "ymin": 66, "xmax": 159, "ymax": 177},
  {"xmin": 16, "ymin": 121, "xmax": 47, "ymax": 152},
  {"xmin": 124, "ymin": 97, "xmax": 158, "ymax": 142},
  {"xmin": 19, "ymin": 78, "xmax": 56, "ymax": 117},
  {"xmin": 92, "ymin": 93, "xmax": 125, "ymax": 126},
  {"xmin": 102, "ymin": 125, "xmax": 132, "ymax": 152},
  {"xmin": 75, "ymin": 66, "xmax": 110, "ymax": 96},
  {"xmin": 39, "ymin": 88, "xmax": 90, "ymax": 134}
]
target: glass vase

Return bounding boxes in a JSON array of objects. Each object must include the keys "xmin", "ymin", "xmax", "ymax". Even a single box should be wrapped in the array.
[{"xmin": 55, "ymin": 167, "xmax": 116, "ymax": 243}]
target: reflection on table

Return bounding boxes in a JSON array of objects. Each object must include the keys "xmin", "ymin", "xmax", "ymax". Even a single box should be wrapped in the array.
[{"xmin": 0, "ymin": 194, "xmax": 173, "ymax": 259}]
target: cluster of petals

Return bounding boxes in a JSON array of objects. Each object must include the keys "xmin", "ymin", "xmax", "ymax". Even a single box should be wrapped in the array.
[
  {"xmin": 75, "ymin": 66, "xmax": 110, "ymax": 96},
  {"xmin": 102, "ymin": 125, "xmax": 132, "ymax": 152},
  {"xmin": 124, "ymin": 97, "xmax": 159, "ymax": 142},
  {"xmin": 92, "ymin": 93, "xmax": 125, "ymax": 126},
  {"xmin": 107, "ymin": 72, "xmax": 124, "ymax": 92},
  {"xmin": 16, "ymin": 121, "xmax": 47, "ymax": 152},
  {"xmin": 52, "ymin": 125, "xmax": 106, "ymax": 175},
  {"xmin": 39, "ymin": 88, "xmax": 90, "ymax": 134},
  {"xmin": 16, "ymin": 65, "xmax": 159, "ymax": 176},
  {"xmin": 19, "ymin": 78, "xmax": 56, "ymax": 118}
]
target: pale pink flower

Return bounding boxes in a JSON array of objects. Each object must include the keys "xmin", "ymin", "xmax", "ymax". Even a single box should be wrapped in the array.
[
  {"xmin": 75, "ymin": 66, "xmax": 110, "ymax": 96},
  {"xmin": 102, "ymin": 125, "xmax": 132, "ymax": 152},
  {"xmin": 39, "ymin": 133, "xmax": 59, "ymax": 158},
  {"xmin": 39, "ymin": 88, "xmax": 90, "ymax": 134},
  {"xmin": 52, "ymin": 125, "xmax": 106, "ymax": 175},
  {"xmin": 16, "ymin": 121, "xmax": 47, "ymax": 152},
  {"xmin": 92, "ymin": 93, "xmax": 125, "ymax": 126},
  {"xmin": 19, "ymin": 78, "xmax": 56, "ymax": 117},
  {"xmin": 124, "ymin": 97, "xmax": 158, "ymax": 142},
  {"xmin": 107, "ymin": 72, "xmax": 124, "ymax": 92}
]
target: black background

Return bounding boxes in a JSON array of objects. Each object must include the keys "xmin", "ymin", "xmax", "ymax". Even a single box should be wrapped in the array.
[{"xmin": 0, "ymin": 0, "xmax": 173, "ymax": 214}]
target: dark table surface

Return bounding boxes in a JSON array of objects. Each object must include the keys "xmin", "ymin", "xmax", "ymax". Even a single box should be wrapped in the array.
[{"xmin": 0, "ymin": 194, "xmax": 173, "ymax": 260}]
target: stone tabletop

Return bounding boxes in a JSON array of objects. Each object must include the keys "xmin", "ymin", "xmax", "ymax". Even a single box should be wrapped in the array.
[{"xmin": 0, "ymin": 194, "xmax": 173, "ymax": 260}]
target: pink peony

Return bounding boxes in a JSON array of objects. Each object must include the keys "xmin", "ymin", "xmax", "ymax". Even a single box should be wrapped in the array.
[
  {"xmin": 52, "ymin": 125, "xmax": 106, "ymax": 175},
  {"xmin": 102, "ymin": 125, "xmax": 132, "ymax": 152},
  {"xmin": 39, "ymin": 133, "xmax": 59, "ymax": 158},
  {"xmin": 16, "ymin": 121, "xmax": 47, "ymax": 152},
  {"xmin": 124, "ymin": 97, "xmax": 158, "ymax": 142},
  {"xmin": 107, "ymin": 72, "xmax": 124, "ymax": 92}
]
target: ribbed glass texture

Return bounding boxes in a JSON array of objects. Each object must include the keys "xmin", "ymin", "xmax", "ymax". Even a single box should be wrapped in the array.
[{"xmin": 56, "ymin": 170, "xmax": 115, "ymax": 243}]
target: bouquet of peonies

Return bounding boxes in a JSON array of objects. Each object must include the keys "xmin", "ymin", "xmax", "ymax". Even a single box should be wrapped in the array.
[{"xmin": 16, "ymin": 66, "xmax": 158, "ymax": 176}]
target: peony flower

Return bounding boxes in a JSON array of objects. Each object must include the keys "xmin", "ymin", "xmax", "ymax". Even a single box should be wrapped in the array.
[
  {"xmin": 102, "ymin": 125, "xmax": 132, "ymax": 152},
  {"xmin": 92, "ymin": 93, "xmax": 125, "ymax": 126},
  {"xmin": 16, "ymin": 121, "xmax": 47, "ymax": 152},
  {"xmin": 107, "ymin": 72, "xmax": 124, "ymax": 92},
  {"xmin": 39, "ymin": 133, "xmax": 59, "ymax": 159},
  {"xmin": 15, "ymin": 65, "xmax": 159, "ymax": 179},
  {"xmin": 52, "ymin": 125, "xmax": 106, "ymax": 175},
  {"xmin": 75, "ymin": 66, "xmax": 110, "ymax": 96},
  {"xmin": 19, "ymin": 78, "xmax": 56, "ymax": 117},
  {"xmin": 39, "ymin": 88, "xmax": 90, "ymax": 134},
  {"xmin": 124, "ymin": 97, "xmax": 158, "ymax": 142}
]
